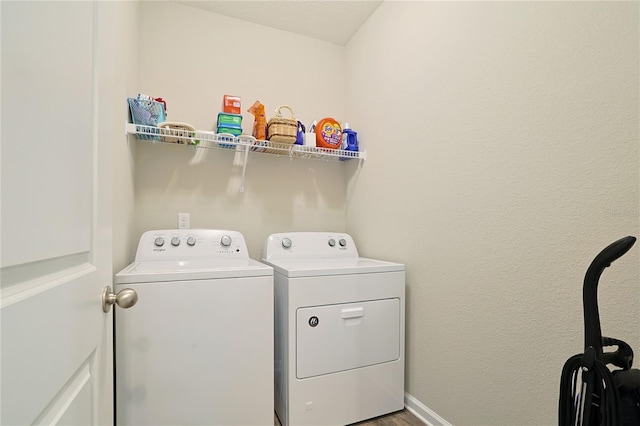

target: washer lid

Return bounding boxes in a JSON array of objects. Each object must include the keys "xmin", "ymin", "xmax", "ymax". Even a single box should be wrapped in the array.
[
  {"xmin": 261, "ymin": 257, "xmax": 404, "ymax": 278},
  {"xmin": 114, "ymin": 258, "xmax": 273, "ymax": 284}
]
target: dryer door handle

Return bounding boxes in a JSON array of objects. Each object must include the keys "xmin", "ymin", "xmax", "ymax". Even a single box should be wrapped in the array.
[{"xmin": 341, "ymin": 307, "xmax": 364, "ymax": 319}]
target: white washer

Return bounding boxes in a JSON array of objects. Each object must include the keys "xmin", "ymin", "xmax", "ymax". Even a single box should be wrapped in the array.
[
  {"xmin": 114, "ymin": 229, "xmax": 273, "ymax": 426},
  {"xmin": 262, "ymin": 232, "xmax": 405, "ymax": 426}
]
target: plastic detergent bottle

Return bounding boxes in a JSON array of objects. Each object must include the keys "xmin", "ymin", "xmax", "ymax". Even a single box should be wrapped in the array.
[{"xmin": 341, "ymin": 123, "xmax": 358, "ymax": 160}]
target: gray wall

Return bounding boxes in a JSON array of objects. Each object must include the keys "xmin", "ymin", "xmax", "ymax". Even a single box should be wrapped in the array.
[
  {"xmin": 131, "ymin": 1, "xmax": 350, "ymax": 259},
  {"xmin": 112, "ymin": 1, "xmax": 640, "ymax": 424},
  {"xmin": 345, "ymin": 2, "xmax": 639, "ymax": 424}
]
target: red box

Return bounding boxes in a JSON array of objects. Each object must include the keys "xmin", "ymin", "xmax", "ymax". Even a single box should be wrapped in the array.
[{"xmin": 222, "ymin": 95, "xmax": 241, "ymax": 114}]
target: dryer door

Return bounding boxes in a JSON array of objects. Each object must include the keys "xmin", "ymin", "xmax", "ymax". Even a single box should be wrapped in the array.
[{"xmin": 296, "ymin": 298, "xmax": 400, "ymax": 379}]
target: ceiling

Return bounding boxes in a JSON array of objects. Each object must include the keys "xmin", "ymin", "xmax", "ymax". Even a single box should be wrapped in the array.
[{"xmin": 174, "ymin": 1, "xmax": 383, "ymax": 46}]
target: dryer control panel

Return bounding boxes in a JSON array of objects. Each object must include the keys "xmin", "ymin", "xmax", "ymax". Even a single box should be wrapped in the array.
[
  {"xmin": 263, "ymin": 232, "xmax": 359, "ymax": 261},
  {"xmin": 135, "ymin": 229, "xmax": 249, "ymax": 261}
]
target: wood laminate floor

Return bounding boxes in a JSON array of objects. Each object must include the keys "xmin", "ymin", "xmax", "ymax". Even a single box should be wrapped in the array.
[{"xmin": 274, "ymin": 409, "xmax": 424, "ymax": 426}]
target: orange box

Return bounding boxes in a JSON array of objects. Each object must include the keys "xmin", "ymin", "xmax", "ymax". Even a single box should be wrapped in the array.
[{"xmin": 222, "ymin": 95, "xmax": 241, "ymax": 114}]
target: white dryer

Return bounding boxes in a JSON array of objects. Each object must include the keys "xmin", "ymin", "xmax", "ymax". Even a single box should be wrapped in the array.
[
  {"xmin": 262, "ymin": 232, "xmax": 405, "ymax": 426},
  {"xmin": 114, "ymin": 229, "xmax": 273, "ymax": 426}
]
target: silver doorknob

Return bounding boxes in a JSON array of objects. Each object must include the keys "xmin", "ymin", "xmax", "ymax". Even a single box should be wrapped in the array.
[{"xmin": 102, "ymin": 286, "xmax": 138, "ymax": 313}]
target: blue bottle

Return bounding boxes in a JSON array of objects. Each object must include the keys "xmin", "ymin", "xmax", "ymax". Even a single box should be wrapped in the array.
[{"xmin": 340, "ymin": 123, "xmax": 358, "ymax": 161}]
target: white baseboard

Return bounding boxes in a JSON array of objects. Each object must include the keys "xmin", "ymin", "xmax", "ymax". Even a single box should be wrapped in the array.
[{"xmin": 404, "ymin": 392, "xmax": 452, "ymax": 426}]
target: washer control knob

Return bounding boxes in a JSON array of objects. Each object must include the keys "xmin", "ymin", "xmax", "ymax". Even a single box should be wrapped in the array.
[
  {"xmin": 154, "ymin": 237, "xmax": 165, "ymax": 247},
  {"xmin": 328, "ymin": 239, "xmax": 336, "ymax": 247},
  {"xmin": 339, "ymin": 238, "xmax": 347, "ymax": 247},
  {"xmin": 282, "ymin": 238, "xmax": 292, "ymax": 249},
  {"xmin": 171, "ymin": 237, "xmax": 180, "ymax": 247},
  {"xmin": 187, "ymin": 236, "xmax": 196, "ymax": 246},
  {"xmin": 220, "ymin": 235, "xmax": 232, "ymax": 247}
]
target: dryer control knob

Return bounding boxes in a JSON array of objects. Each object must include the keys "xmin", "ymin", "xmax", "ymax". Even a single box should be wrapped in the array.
[
  {"xmin": 171, "ymin": 237, "xmax": 180, "ymax": 247},
  {"xmin": 154, "ymin": 237, "xmax": 165, "ymax": 247},
  {"xmin": 220, "ymin": 235, "xmax": 232, "ymax": 247},
  {"xmin": 328, "ymin": 239, "xmax": 336, "ymax": 247},
  {"xmin": 339, "ymin": 238, "xmax": 347, "ymax": 247},
  {"xmin": 282, "ymin": 238, "xmax": 292, "ymax": 249},
  {"xmin": 187, "ymin": 236, "xmax": 196, "ymax": 246}
]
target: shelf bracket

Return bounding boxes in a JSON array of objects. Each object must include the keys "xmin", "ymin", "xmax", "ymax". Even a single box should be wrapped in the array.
[{"xmin": 239, "ymin": 145, "xmax": 250, "ymax": 193}]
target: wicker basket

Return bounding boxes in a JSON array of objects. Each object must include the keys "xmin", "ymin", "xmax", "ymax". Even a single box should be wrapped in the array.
[{"xmin": 267, "ymin": 105, "xmax": 298, "ymax": 145}]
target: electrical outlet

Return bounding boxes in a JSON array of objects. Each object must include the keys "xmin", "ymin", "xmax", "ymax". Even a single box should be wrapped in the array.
[{"xmin": 178, "ymin": 213, "xmax": 190, "ymax": 229}]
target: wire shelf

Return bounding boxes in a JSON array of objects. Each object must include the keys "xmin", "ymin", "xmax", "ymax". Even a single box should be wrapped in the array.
[{"xmin": 126, "ymin": 123, "xmax": 365, "ymax": 162}]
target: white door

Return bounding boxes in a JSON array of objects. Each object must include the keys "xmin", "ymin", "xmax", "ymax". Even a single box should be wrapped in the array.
[{"xmin": 1, "ymin": 2, "xmax": 116, "ymax": 424}]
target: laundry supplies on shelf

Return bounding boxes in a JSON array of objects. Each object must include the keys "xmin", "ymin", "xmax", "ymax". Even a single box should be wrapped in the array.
[
  {"xmin": 127, "ymin": 94, "xmax": 167, "ymax": 140},
  {"xmin": 267, "ymin": 105, "xmax": 298, "ymax": 144},
  {"xmin": 340, "ymin": 122, "xmax": 358, "ymax": 161},
  {"xmin": 217, "ymin": 111, "xmax": 243, "ymax": 149},
  {"xmin": 217, "ymin": 113, "xmax": 243, "ymax": 128},
  {"xmin": 247, "ymin": 101, "xmax": 267, "ymax": 141},
  {"xmin": 158, "ymin": 121, "xmax": 196, "ymax": 144},
  {"xmin": 222, "ymin": 95, "xmax": 241, "ymax": 114},
  {"xmin": 315, "ymin": 117, "xmax": 342, "ymax": 149}
]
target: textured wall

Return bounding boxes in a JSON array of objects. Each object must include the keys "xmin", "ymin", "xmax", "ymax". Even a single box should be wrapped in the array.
[
  {"xmin": 133, "ymin": 2, "xmax": 350, "ymax": 259},
  {"xmin": 124, "ymin": 2, "xmax": 639, "ymax": 424},
  {"xmin": 345, "ymin": 2, "xmax": 639, "ymax": 424}
]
